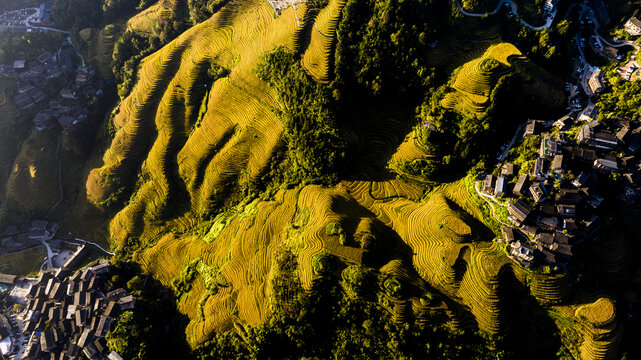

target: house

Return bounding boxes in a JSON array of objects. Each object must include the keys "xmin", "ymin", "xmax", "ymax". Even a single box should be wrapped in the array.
[
  {"xmin": 108, "ymin": 352, "xmax": 125, "ymax": 360},
  {"xmin": 557, "ymin": 189, "xmax": 584, "ymax": 204},
  {"xmin": 495, "ymin": 176, "xmax": 508, "ymax": 197},
  {"xmin": 617, "ymin": 60, "xmax": 640, "ymax": 81},
  {"xmin": 529, "ymin": 182, "xmax": 547, "ymax": 203},
  {"xmin": 551, "ymin": 154, "xmax": 564, "ymax": 174},
  {"xmin": 513, "ymin": 174, "xmax": 528, "ymax": 197},
  {"xmin": 627, "ymin": 128, "xmax": 641, "ymax": 153},
  {"xmin": 508, "ymin": 200, "xmax": 532, "ymax": 225},
  {"xmin": 534, "ymin": 232, "xmax": 554, "ymax": 246},
  {"xmin": 588, "ymin": 68, "xmax": 605, "ymax": 95},
  {"xmin": 60, "ymin": 88, "xmax": 77, "ymax": 100},
  {"xmin": 501, "ymin": 226, "xmax": 516, "ymax": 243},
  {"xmin": 578, "ymin": 126, "xmax": 618, "ymax": 150},
  {"xmin": 537, "ymin": 216, "xmax": 559, "ymax": 230},
  {"xmin": 556, "ymin": 204, "xmax": 576, "ymax": 217},
  {"xmin": 118, "ymin": 295, "xmax": 136, "ymax": 310},
  {"xmin": 0, "ymin": 274, "xmax": 17, "ymax": 284},
  {"xmin": 483, "ymin": 174, "xmax": 495, "ymax": 194},
  {"xmin": 540, "ymin": 137, "xmax": 562, "ymax": 158},
  {"xmin": 625, "ymin": 16, "xmax": 641, "ymax": 36},
  {"xmin": 510, "ymin": 241, "xmax": 535, "ymax": 263},
  {"xmin": 594, "ymin": 158, "xmax": 618, "ymax": 172},
  {"xmin": 14, "ymin": 93, "xmax": 35, "ymax": 110},
  {"xmin": 501, "ymin": 163, "xmax": 517, "ymax": 177},
  {"xmin": 532, "ymin": 157, "xmax": 547, "ymax": 179},
  {"xmin": 524, "ymin": 119, "xmax": 544, "ymax": 137},
  {"xmin": 536, "ymin": 245, "xmax": 558, "ymax": 264},
  {"xmin": 578, "ymin": 103, "xmax": 599, "ymax": 123},
  {"xmin": 550, "ymin": 242, "xmax": 573, "ymax": 257},
  {"xmin": 33, "ymin": 111, "xmax": 56, "ymax": 131},
  {"xmin": 617, "ymin": 126, "xmax": 630, "ymax": 142},
  {"xmin": 553, "ymin": 116, "xmax": 571, "ymax": 130},
  {"xmin": 13, "ymin": 60, "xmax": 26, "ymax": 71}
]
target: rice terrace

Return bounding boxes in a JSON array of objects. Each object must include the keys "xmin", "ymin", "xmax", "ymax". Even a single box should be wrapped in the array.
[{"xmin": 0, "ymin": 0, "xmax": 640, "ymax": 359}]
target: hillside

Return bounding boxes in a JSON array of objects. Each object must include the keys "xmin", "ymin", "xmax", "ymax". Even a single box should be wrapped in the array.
[
  {"xmin": 1, "ymin": 0, "xmax": 636, "ymax": 358},
  {"xmin": 73, "ymin": 0, "xmax": 623, "ymax": 358}
]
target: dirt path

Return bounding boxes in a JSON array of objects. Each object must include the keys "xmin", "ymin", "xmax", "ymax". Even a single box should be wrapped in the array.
[
  {"xmin": 46, "ymin": 134, "xmax": 63, "ymax": 218},
  {"xmin": 474, "ymin": 181, "xmax": 512, "ymax": 227}
]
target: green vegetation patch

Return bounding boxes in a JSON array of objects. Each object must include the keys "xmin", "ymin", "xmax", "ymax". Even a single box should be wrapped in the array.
[{"xmin": 256, "ymin": 47, "xmax": 345, "ymax": 186}]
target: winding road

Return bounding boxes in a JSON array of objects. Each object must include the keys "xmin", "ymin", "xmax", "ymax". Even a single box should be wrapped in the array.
[
  {"xmin": 474, "ymin": 181, "xmax": 512, "ymax": 227},
  {"xmin": 456, "ymin": 0, "xmax": 556, "ymax": 31}
]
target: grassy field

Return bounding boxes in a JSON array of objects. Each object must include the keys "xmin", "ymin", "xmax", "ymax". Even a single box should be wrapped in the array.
[
  {"xmin": 4, "ymin": 130, "xmax": 60, "ymax": 222},
  {"xmin": 0, "ymin": 246, "xmax": 46, "ymax": 276}
]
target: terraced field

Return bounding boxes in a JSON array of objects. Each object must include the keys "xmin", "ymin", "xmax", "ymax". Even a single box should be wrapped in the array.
[
  {"xmin": 442, "ymin": 43, "xmax": 564, "ymax": 115},
  {"xmin": 80, "ymin": 0, "xmax": 619, "ymax": 356},
  {"xmin": 80, "ymin": 24, "xmax": 123, "ymax": 79},
  {"xmin": 126, "ymin": 1, "xmax": 173, "ymax": 35}
]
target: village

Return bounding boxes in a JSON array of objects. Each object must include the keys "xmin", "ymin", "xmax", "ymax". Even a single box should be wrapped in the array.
[
  {"xmin": 0, "ymin": 220, "xmax": 129, "ymax": 360},
  {"xmin": 0, "ymin": 40, "xmax": 101, "ymax": 134},
  {"xmin": 476, "ymin": 10, "xmax": 641, "ymax": 270}
]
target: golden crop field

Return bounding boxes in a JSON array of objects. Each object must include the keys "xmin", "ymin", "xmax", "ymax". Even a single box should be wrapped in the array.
[{"xmin": 80, "ymin": 0, "xmax": 618, "ymax": 356}]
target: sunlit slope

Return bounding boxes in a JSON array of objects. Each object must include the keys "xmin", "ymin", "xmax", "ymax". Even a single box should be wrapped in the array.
[
  {"xmin": 300, "ymin": 0, "xmax": 346, "ymax": 83},
  {"xmin": 87, "ymin": 0, "xmax": 313, "ymax": 248},
  {"xmin": 442, "ymin": 43, "xmax": 564, "ymax": 114},
  {"xmin": 126, "ymin": 0, "xmax": 173, "ymax": 35},
  {"xmin": 83, "ymin": 1, "xmax": 618, "ymax": 357}
]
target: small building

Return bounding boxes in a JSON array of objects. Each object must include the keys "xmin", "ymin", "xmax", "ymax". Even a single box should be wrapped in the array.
[
  {"xmin": 13, "ymin": 60, "xmax": 26, "ymax": 71},
  {"xmin": 510, "ymin": 241, "xmax": 535, "ymax": 264},
  {"xmin": 594, "ymin": 158, "xmax": 618, "ymax": 172},
  {"xmin": 483, "ymin": 174, "xmax": 495, "ymax": 194},
  {"xmin": 501, "ymin": 226, "xmax": 516, "ymax": 243},
  {"xmin": 532, "ymin": 157, "xmax": 547, "ymax": 179},
  {"xmin": 0, "ymin": 274, "xmax": 17, "ymax": 284},
  {"xmin": 524, "ymin": 120, "xmax": 544, "ymax": 138},
  {"xmin": 625, "ymin": 16, "xmax": 641, "ymax": 36},
  {"xmin": 539, "ymin": 137, "xmax": 562, "ymax": 158},
  {"xmin": 495, "ymin": 176, "xmax": 508, "ymax": 197},
  {"xmin": 556, "ymin": 204, "xmax": 576, "ymax": 217},
  {"xmin": 501, "ymin": 163, "xmax": 517, "ymax": 177},
  {"xmin": 578, "ymin": 103, "xmax": 599, "ymax": 123},
  {"xmin": 512, "ymin": 174, "xmax": 528, "ymax": 197},
  {"xmin": 537, "ymin": 216, "xmax": 559, "ymax": 230},
  {"xmin": 108, "ymin": 351, "xmax": 125, "ymax": 360},
  {"xmin": 118, "ymin": 295, "xmax": 136, "ymax": 310},
  {"xmin": 617, "ymin": 126, "xmax": 630, "ymax": 142},
  {"xmin": 508, "ymin": 200, "xmax": 532, "ymax": 225},
  {"xmin": 536, "ymin": 245, "xmax": 558, "ymax": 264},
  {"xmin": 553, "ymin": 116, "xmax": 571, "ymax": 130},
  {"xmin": 557, "ymin": 189, "xmax": 584, "ymax": 204},
  {"xmin": 588, "ymin": 68, "xmax": 605, "ymax": 95},
  {"xmin": 551, "ymin": 155, "xmax": 565, "ymax": 173},
  {"xmin": 529, "ymin": 182, "xmax": 547, "ymax": 203}
]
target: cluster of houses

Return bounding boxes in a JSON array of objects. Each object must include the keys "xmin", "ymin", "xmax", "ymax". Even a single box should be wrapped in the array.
[
  {"xmin": 32, "ymin": 65, "xmax": 99, "ymax": 133},
  {"xmin": 7, "ymin": 51, "xmax": 64, "ymax": 112},
  {"xmin": 14, "ymin": 261, "xmax": 131, "ymax": 360},
  {"xmin": 483, "ymin": 109, "xmax": 641, "ymax": 267},
  {"xmin": 0, "ymin": 221, "xmax": 60, "ymax": 255},
  {"xmin": 2, "ymin": 45, "xmax": 99, "ymax": 133}
]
